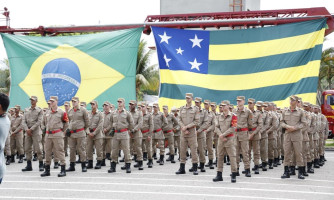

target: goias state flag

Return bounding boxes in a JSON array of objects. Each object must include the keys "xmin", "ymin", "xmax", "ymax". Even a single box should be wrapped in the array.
[
  {"xmin": 1, "ymin": 28, "xmax": 142, "ymax": 109},
  {"xmin": 152, "ymin": 18, "xmax": 326, "ymax": 109}
]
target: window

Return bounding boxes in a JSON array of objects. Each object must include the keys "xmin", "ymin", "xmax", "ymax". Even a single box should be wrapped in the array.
[{"xmin": 327, "ymin": 95, "xmax": 334, "ymax": 106}]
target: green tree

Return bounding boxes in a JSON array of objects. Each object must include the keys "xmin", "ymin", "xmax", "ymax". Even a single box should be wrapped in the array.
[
  {"xmin": 317, "ymin": 47, "xmax": 334, "ymax": 105},
  {"xmin": 0, "ymin": 59, "xmax": 10, "ymax": 94},
  {"xmin": 136, "ymin": 40, "xmax": 159, "ymax": 101}
]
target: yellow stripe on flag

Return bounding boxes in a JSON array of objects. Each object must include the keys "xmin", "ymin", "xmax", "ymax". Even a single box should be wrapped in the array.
[
  {"xmin": 160, "ymin": 60, "xmax": 320, "ymax": 91},
  {"xmin": 209, "ymin": 29, "xmax": 325, "ymax": 60}
]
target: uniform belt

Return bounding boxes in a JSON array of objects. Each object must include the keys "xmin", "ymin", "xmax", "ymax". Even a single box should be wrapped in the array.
[
  {"xmin": 141, "ymin": 129, "xmax": 150, "ymax": 133},
  {"xmin": 46, "ymin": 129, "xmax": 62, "ymax": 134},
  {"xmin": 153, "ymin": 128, "xmax": 162, "ymax": 133},
  {"xmin": 235, "ymin": 128, "xmax": 248, "ymax": 132},
  {"xmin": 164, "ymin": 130, "xmax": 173, "ymax": 134},
  {"xmin": 249, "ymin": 127, "xmax": 257, "ymax": 131},
  {"xmin": 89, "ymin": 128, "xmax": 96, "ymax": 133},
  {"xmin": 70, "ymin": 128, "xmax": 85, "ymax": 133},
  {"xmin": 226, "ymin": 133, "xmax": 234, "ymax": 137},
  {"xmin": 115, "ymin": 128, "xmax": 128, "ymax": 133}
]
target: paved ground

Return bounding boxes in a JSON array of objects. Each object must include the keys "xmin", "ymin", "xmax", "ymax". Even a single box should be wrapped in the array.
[{"xmin": 1, "ymin": 151, "xmax": 334, "ymax": 200}]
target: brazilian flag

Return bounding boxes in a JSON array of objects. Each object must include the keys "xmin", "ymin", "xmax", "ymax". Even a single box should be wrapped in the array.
[{"xmin": 1, "ymin": 28, "xmax": 143, "ymax": 109}]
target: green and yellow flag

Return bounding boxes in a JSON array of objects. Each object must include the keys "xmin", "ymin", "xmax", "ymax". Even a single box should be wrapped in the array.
[
  {"xmin": 152, "ymin": 18, "xmax": 326, "ymax": 108},
  {"xmin": 1, "ymin": 28, "xmax": 143, "ymax": 109}
]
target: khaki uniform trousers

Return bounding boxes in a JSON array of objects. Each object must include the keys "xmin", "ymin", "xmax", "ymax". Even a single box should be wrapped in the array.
[
  {"xmin": 10, "ymin": 132, "xmax": 24, "ymax": 155},
  {"xmin": 103, "ymin": 136, "xmax": 113, "ymax": 159},
  {"xmin": 25, "ymin": 133, "xmax": 43, "ymax": 161},
  {"xmin": 69, "ymin": 136, "xmax": 86, "ymax": 162},
  {"xmin": 180, "ymin": 135, "xmax": 198, "ymax": 164},
  {"xmin": 249, "ymin": 139, "xmax": 261, "ymax": 165},
  {"xmin": 206, "ymin": 131, "xmax": 214, "ymax": 160},
  {"xmin": 86, "ymin": 137, "xmax": 103, "ymax": 161},
  {"xmin": 111, "ymin": 137, "xmax": 131, "ymax": 163},
  {"xmin": 174, "ymin": 135, "xmax": 180, "ymax": 155},
  {"xmin": 165, "ymin": 132, "xmax": 175, "ymax": 155},
  {"xmin": 45, "ymin": 137, "xmax": 65, "ymax": 165},
  {"xmin": 260, "ymin": 138, "xmax": 268, "ymax": 163},
  {"xmin": 217, "ymin": 137, "xmax": 237, "ymax": 173},
  {"xmin": 197, "ymin": 136, "xmax": 206, "ymax": 163},
  {"xmin": 132, "ymin": 136, "xmax": 143, "ymax": 161},
  {"xmin": 236, "ymin": 133, "xmax": 250, "ymax": 169},
  {"xmin": 152, "ymin": 139, "xmax": 165, "ymax": 155},
  {"xmin": 5, "ymin": 136, "xmax": 11, "ymax": 156},
  {"xmin": 142, "ymin": 137, "xmax": 152, "ymax": 159},
  {"xmin": 283, "ymin": 137, "xmax": 303, "ymax": 167}
]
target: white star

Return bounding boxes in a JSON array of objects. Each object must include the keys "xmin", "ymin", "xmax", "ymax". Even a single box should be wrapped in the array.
[
  {"xmin": 176, "ymin": 47, "xmax": 184, "ymax": 55},
  {"xmin": 164, "ymin": 54, "xmax": 171, "ymax": 67},
  {"xmin": 189, "ymin": 58, "xmax": 202, "ymax": 71},
  {"xmin": 189, "ymin": 34, "xmax": 203, "ymax": 48},
  {"xmin": 159, "ymin": 31, "xmax": 172, "ymax": 44}
]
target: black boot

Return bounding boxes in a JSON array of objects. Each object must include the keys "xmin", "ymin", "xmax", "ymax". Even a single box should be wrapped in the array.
[
  {"xmin": 314, "ymin": 159, "xmax": 320, "ymax": 168},
  {"xmin": 54, "ymin": 162, "xmax": 59, "ymax": 169},
  {"xmin": 213, "ymin": 159, "xmax": 217, "ymax": 165},
  {"xmin": 137, "ymin": 161, "xmax": 143, "ymax": 170},
  {"xmin": 33, "ymin": 153, "xmax": 38, "ymax": 161},
  {"xmin": 22, "ymin": 160, "xmax": 33, "ymax": 171},
  {"xmin": 231, "ymin": 172, "xmax": 237, "ymax": 183},
  {"xmin": 277, "ymin": 157, "xmax": 281, "ymax": 165},
  {"xmin": 192, "ymin": 163, "xmax": 198, "ymax": 175},
  {"xmin": 289, "ymin": 166, "xmax": 296, "ymax": 175},
  {"xmin": 166, "ymin": 155, "xmax": 172, "ymax": 162},
  {"xmin": 170, "ymin": 155, "xmax": 176, "ymax": 163},
  {"xmin": 213, "ymin": 171, "xmax": 223, "ymax": 182},
  {"xmin": 39, "ymin": 161, "xmax": 44, "ymax": 171},
  {"xmin": 281, "ymin": 166, "xmax": 290, "ymax": 179},
  {"xmin": 95, "ymin": 160, "xmax": 102, "ymax": 169},
  {"xmin": 262, "ymin": 162, "xmax": 267, "ymax": 171},
  {"xmin": 132, "ymin": 155, "xmax": 137, "ymax": 162},
  {"xmin": 41, "ymin": 165, "xmax": 50, "ymax": 177},
  {"xmin": 254, "ymin": 165, "xmax": 259, "ymax": 174},
  {"xmin": 119, "ymin": 156, "xmax": 125, "ymax": 162},
  {"xmin": 148, "ymin": 159, "xmax": 153, "ymax": 168},
  {"xmin": 232, "ymin": 168, "xmax": 240, "ymax": 176},
  {"xmin": 206, "ymin": 160, "xmax": 214, "ymax": 169},
  {"xmin": 121, "ymin": 164, "xmax": 126, "ymax": 170},
  {"xmin": 106, "ymin": 153, "xmax": 111, "ymax": 160},
  {"xmin": 307, "ymin": 162, "xmax": 314, "ymax": 173},
  {"xmin": 159, "ymin": 155, "xmax": 164, "ymax": 165},
  {"xmin": 6, "ymin": 155, "xmax": 10, "ymax": 165},
  {"xmin": 273, "ymin": 158, "xmax": 278, "ymax": 167},
  {"xmin": 10, "ymin": 155, "xmax": 15, "ymax": 163},
  {"xmin": 320, "ymin": 156, "xmax": 325, "ymax": 166},
  {"xmin": 126, "ymin": 163, "xmax": 131, "ymax": 173},
  {"xmin": 268, "ymin": 159, "xmax": 273, "ymax": 169},
  {"xmin": 226, "ymin": 156, "xmax": 230, "ymax": 165},
  {"xmin": 66, "ymin": 162, "xmax": 75, "ymax": 172},
  {"xmin": 298, "ymin": 167, "xmax": 305, "ymax": 179},
  {"xmin": 76, "ymin": 155, "xmax": 81, "ymax": 163},
  {"xmin": 302, "ymin": 166, "xmax": 308, "ymax": 177},
  {"xmin": 153, "ymin": 153, "xmax": 157, "ymax": 160},
  {"xmin": 18, "ymin": 155, "xmax": 24, "ymax": 163},
  {"xmin": 175, "ymin": 163, "xmax": 186, "ymax": 174},
  {"xmin": 143, "ymin": 152, "xmax": 148, "ymax": 161},
  {"xmin": 87, "ymin": 160, "xmax": 93, "ymax": 169},
  {"xmin": 281, "ymin": 156, "xmax": 284, "ymax": 161},
  {"xmin": 224, "ymin": 155, "xmax": 227, "ymax": 163},
  {"xmin": 200, "ymin": 162, "xmax": 206, "ymax": 172},
  {"xmin": 81, "ymin": 162, "xmax": 87, "ymax": 172},
  {"xmin": 58, "ymin": 165, "xmax": 66, "ymax": 177},
  {"xmin": 101, "ymin": 159, "xmax": 106, "ymax": 166},
  {"xmin": 245, "ymin": 169, "xmax": 251, "ymax": 177},
  {"xmin": 108, "ymin": 162, "xmax": 116, "ymax": 173}
]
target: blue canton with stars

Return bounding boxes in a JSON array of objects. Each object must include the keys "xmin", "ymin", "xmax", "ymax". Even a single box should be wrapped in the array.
[{"xmin": 152, "ymin": 26, "xmax": 210, "ymax": 74}]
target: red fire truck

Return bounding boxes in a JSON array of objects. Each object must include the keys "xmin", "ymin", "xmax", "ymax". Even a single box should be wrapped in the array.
[{"xmin": 321, "ymin": 90, "xmax": 334, "ymax": 138}]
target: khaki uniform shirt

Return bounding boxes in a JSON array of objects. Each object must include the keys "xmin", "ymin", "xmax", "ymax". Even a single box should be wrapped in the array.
[
  {"xmin": 280, "ymin": 108, "xmax": 306, "ymax": 142},
  {"xmin": 130, "ymin": 110, "xmax": 143, "ymax": 138},
  {"xmin": 141, "ymin": 112, "xmax": 153, "ymax": 138},
  {"xmin": 111, "ymin": 108, "xmax": 134, "ymax": 140},
  {"xmin": 11, "ymin": 114, "xmax": 23, "ymax": 134},
  {"xmin": 68, "ymin": 107, "xmax": 89, "ymax": 138},
  {"xmin": 250, "ymin": 109, "xmax": 263, "ymax": 140},
  {"xmin": 103, "ymin": 111, "xmax": 113, "ymax": 139},
  {"xmin": 265, "ymin": 111, "xmax": 279, "ymax": 139},
  {"xmin": 215, "ymin": 111, "xmax": 236, "ymax": 147},
  {"xmin": 88, "ymin": 110, "xmax": 104, "ymax": 139},
  {"xmin": 179, "ymin": 105, "xmax": 200, "ymax": 138},
  {"xmin": 45, "ymin": 108, "xmax": 69, "ymax": 138},
  {"xmin": 235, "ymin": 107, "xmax": 253, "ymax": 141},
  {"xmin": 152, "ymin": 111, "xmax": 167, "ymax": 140},
  {"xmin": 22, "ymin": 106, "xmax": 43, "ymax": 135},
  {"xmin": 162, "ymin": 113, "xmax": 178, "ymax": 137}
]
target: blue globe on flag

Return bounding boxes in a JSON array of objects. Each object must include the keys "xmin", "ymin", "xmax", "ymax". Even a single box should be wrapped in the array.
[{"xmin": 42, "ymin": 58, "xmax": 81, "ymax": 106}]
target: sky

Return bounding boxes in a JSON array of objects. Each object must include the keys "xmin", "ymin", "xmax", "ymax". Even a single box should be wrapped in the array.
[{"xmin": 0, "ymin": 0, "xmax": 333, "ymax": 69}]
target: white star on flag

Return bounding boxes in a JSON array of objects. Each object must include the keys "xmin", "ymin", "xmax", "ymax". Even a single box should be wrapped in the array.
[
  {"xmin": 176, "ymin": 47, "xmax": 184, "ymax": 55},
  {"xmin": 190, "ymin": 34, "xmax": 203, "ymax": 48},
  {"xmin": 159, "ymin": 32, "xmax": 172, "ymax": 44},
  {"xmin": 189, "ymin": 58, "xmax": 202, "ymax": 71},
  {"xmin": 164, "ymin": 54, "xmax": 171, "ymax": 67}
]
